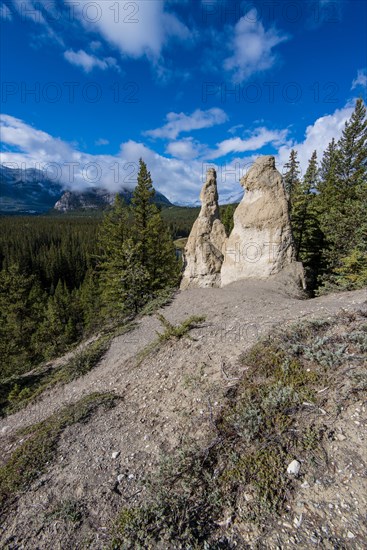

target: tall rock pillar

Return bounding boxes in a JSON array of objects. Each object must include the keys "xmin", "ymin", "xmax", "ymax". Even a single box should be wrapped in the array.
[
  {"xmin": 220, "ymin": 156, "xmax": 305, "ymax": 288},
  {"xmin": 180, "ymin": 168, "xmax": 227, "ymax": 289}
]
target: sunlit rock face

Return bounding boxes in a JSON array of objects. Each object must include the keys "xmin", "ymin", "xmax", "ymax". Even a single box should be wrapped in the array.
[{"xmin": 220, "ymin": 155, "xmax": 305, "ymax": 288}]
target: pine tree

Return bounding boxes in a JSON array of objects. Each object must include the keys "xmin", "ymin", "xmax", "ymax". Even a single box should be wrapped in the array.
[
  {"xmin": 131, "ymin": 159, "xmax": 157, "ymax": 269},
  {"xmin": 319, "ymin": 138, "xmax": 339, "ymax": 196},
  {"xmin": 337, "ymin": 98, "xmax": 367, "ymax": 191},
  {"xmin": 289, "ymin": 151, "xmax": 324, "ymax": 291},
  {"xmin": 283, "ymin": 149, "xmax": 301, "ymax": 212},
  {"xmin": 300, "ymin": 152, "xmax": 324, "ymax": 289},
  {"xmin": 116, "ymin": 238, "xmax": 150, "ymax": 314},
  {"xmin": 318, "ymin": 98, "xmax": 367, "ymax": 291},
  {"xmin": 36, "ymin": 280, "xmax": 77, "ymax": 358},
  {"xmin": 79, "ymin": 268, "xmax": 101, "ymax": 332},
  {"xmin": 98, "ymin": 195, "xmax": 129, "ymax": 259},
  {"xmin": 97, "ymin": 195, "xmax": 132, "ymax": 319},
  {"xmin": 222, "ymin": 204, "xmax": 235, "ymax": 236},
  {"xmin": 0, "ymin": 264, "xmax": 46, "ymax": 377},
  {"xmin": 289, "ymin": 153, "xmax": 314, "ymax": 261},
  {"xmin": 146, "ymin": 211, "xmax": 180, "ymax": 292},
  {"xmin": 131, "ymin": 159, "xmax": 179, "ymax": 293}
]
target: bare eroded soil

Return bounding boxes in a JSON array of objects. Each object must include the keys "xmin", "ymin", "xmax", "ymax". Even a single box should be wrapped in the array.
[{"xmin": 0, "ymin": 281, "xmax": 366, "ymax": 549}]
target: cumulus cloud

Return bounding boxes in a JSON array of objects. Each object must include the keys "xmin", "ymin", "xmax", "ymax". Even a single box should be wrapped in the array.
[
  {"xmin": 276, "ymin": 102, "xmax": 355, "ymax": 176},
  {"xmin": 166, "ymin": 138, "xmax": 205, "ymax": 160},
  {"xmin": 64, "ymin": 0, "xmax": 191, "ymax": 60},
  {"xmin": 0, "ymin": 102, "xmax": 358, "ymax": 204},
  {"xmin": 0, "ymin": 2, "xmax": 12, "ymax": 20},
  {"xmin": 63, "ymin": 49, "xmax": 119, "ymax": 73},
  {"xmin": 224, "ymin": 8, "xmax": 289, "ymax": 82},
  {"xmin": 207, "ymin": 127, "xmax": 289, "ymax": 159},
  {"xmin": 352, "ymin": 68, "xmax": 367, "ymax": 90},
  {"xmin": 0, "ymin": 114, "xmax": 205, "ymax": 202},
  {"xmin": 145, "ymin": 108, "xmax": 228, "ymax": 140}
]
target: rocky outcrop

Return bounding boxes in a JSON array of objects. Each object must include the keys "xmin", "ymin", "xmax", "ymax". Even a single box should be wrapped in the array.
[
  {"xmin": 54, "ymin": 189, "xmax": 119, "ymax": 212},
  {"xmin": 54, "ymin": 188, "xmax": 172, "ymax": 213},
  {"xmin": 220, "ymin": 156, "xmax": 305, "ymax": 288},
  {"xmin": 180, "ymin": 169, "xmax": 227, "ymax": 289}
]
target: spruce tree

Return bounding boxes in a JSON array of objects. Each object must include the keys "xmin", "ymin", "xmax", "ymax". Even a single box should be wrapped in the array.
[
  {"xmin": 131, "ymin": 159, "xmax": 157, "ymax": 269},
  {"xmin": 318, "ymin": 98, "xmax": 367, "ymax": 291},
  {"xmin": 337, "ymin": 98, "xmax": 367, "ymax": 191},
  {"xmin": 37, "ymin": 280, "xmax": 77, "ymax": 358},
  {"xmin": 131, "ymin": 159, "xmax": 179, "ymax": 293},
  {"xmin": 299, "ymin": 152, "xmax": 324, "ymax": 289},
  {"xmin": 0, "ymin": 264, "xmax": 46, "ymax": 377},
  {"xmin": 283, "ymin": 149, "xmax": 301, "ymax": 212},
  {"xmin": 146, "ymin": 211, "xmax": 180, "ymax": 292},
  {"xmin": 79, "ymin": 268, "xmax": 102, "ymax": 332},
  {"xmin": 319, "ymin": 138, "xmax": 339, "ymax": 196},
  {"xmin": 97, "ymin": 194, "xmax": 135, "ymax": 319},
  {"xmin": 116, "ymin": 238, "xmax": 150, "ymax": 314},
  {"xmin": 222, "ymin": 204, "xmax": 235, "ymax": 236}
]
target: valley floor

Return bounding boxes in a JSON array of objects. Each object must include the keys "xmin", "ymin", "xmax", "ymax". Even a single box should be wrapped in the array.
[{"xmin": 0, "ymin": 281, "xmax": 366, "ymax": 548}]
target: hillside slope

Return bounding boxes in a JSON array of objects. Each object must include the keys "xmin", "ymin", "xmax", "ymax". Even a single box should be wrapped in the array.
[{"xmin": 0, "ymin": 282, "xmax": 366, "ymax": 548}]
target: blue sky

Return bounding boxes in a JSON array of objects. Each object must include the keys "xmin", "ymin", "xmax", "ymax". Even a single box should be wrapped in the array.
[{"xmin": 0, "ymin": 0, "xmax": 366, "ymax": 204}]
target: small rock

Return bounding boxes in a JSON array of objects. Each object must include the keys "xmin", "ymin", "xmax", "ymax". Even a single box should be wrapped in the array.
[
  {"xmin": 112, "ymin": 451, "xmax": 120, "ymax": 459},
  {"xmin": 301, "ymin": 481, "xmax": 310, "ymax": 489},
  {"xmin": 294, "ymin": 513, "xmax": 303, "ymax": 528},
  {"xmin": 347, "ymin": 531, "xmax": 355, "ymax": 539},
  {"xmin": 117, "ymin": 474, "xmax": 124, "ymax": 483},
  {"xmin": 287, "ymin": 460, "xmax": 301, "ymax": 476},
  {"xmin": 128, "ymin": 473, "xmax": 134, "ymax": 480},
  {"xmin": 336, "ymin": 433, "xmax": 346, "ymax": 441}
]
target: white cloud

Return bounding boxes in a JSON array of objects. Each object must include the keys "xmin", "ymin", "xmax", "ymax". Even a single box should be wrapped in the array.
[
  {"xmin": 276, "ymin": 102, "xmax": 354, "ymax": 176},
  {"xmin": 352, "ymin": 68, "xmax": 367, "ymax": 90},
  {"xmin": 145, "ymin": 108, "xmax": 228, "ymax": 140},
  {"xmin": 0, "ymin": 2, "xmax": 12, "ymax": 20},
  {"xmin": 207, "ymin": 127, "xmax": 289, "ymax": 159},
  {"xmin": 95, "ymin": 138, "xmax": 110, "ymax": 146},
  {"xmin": 224, "ymin": 8, "xmax": 289, "ymax": 82},
  {"xmin": 166, "ymin": 138, "xmax": 204, "ymax": 160},
  {"xmin": 0, "ymin": 114, "xmax": 205, "ymax": 202},
  {"xmin": 0, "ymin": 103, "xmax": 357, "ymax": 205},
  {"xmin": 63, "ymin": 49, "xmax": 119, "ymax": 72},
  {"xmin": 65, "ymin": 0, "xmax": 191, "ymax": 60},
  {"xmin": 0, "ymin": 114, "xmax": 74, "ymax": 161}
]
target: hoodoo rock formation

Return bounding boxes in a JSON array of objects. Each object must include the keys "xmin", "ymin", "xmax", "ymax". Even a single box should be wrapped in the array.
[
  {"xmin": 221, "ymin": 156, "xmax": 305, "ymax": 287},
  {"xmin": 181, "ymin": 156, "xmax": 305, "ymax": 291},
  {"xmin": 180, "ymin": 168, "xmax": 227, "ymax": 289}
]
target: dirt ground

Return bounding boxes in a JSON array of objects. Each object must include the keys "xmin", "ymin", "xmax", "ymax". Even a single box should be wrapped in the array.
[{"xmin": 0, "ymin": 281, "xmax": 366, "ymax": 549}]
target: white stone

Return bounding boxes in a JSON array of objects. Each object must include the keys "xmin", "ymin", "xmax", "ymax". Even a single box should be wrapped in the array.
[
  {"xmin": 111, "ymin": 451, "xmax": 120, "ymax": 459},
  {"xmin": 287, "ymin": 460, "xmax": 301, "ymax": 476}
]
